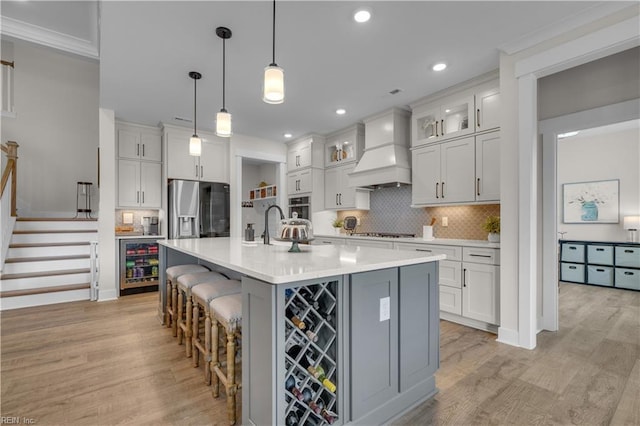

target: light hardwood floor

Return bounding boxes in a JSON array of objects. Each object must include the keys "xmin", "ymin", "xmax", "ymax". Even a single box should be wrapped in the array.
[{"xmin": 1, "ymin": 282, "xmax": 638, "ymax": 425}]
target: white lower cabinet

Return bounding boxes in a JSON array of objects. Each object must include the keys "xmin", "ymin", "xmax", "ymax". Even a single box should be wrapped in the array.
[{"xmin": 395, "ymin": 241, "xmax": 499, "ymax": 331}]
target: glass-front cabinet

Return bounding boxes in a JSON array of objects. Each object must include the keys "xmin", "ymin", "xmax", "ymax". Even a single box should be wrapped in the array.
[
  {"xmin": 119, "ymin": 238, "xmax": 160, "ymax": 292},
  {"xmin": 324, "ymin": 124, "xmax": 364, "ymax": 168},
  {"xmin": 412, "ymin": 95, "xmax": 475, "ymax": 147}
]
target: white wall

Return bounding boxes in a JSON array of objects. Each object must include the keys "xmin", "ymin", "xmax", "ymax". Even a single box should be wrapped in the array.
[
  {"xmin": 557, "ymin": 122, "xmax": 640, "ymax": 241},
  {"xmin": 242, "ymin": 162, "xmax": 278, "ymax": 238},
  {"xmin": 0, "ymin": 40, "xmax": 99, "ymax": 217}
]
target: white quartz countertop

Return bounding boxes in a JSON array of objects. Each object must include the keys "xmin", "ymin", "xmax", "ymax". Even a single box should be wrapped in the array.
[
  {"xmin": 316, "ymin": 234, "xmax": 500, "ymax": 249},
  {"xmin": 116, "ymin": 234, "xmax": 163, "ymax": 240},
  {"xmin": 159, "ymin": 237, "xmax": 445, "ymax": 284}
]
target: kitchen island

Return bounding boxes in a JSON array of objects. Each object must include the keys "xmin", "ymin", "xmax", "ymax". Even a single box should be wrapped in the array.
[{"xmin": 159, "ymin": 237, "xmax": 444, "ymax": 426}]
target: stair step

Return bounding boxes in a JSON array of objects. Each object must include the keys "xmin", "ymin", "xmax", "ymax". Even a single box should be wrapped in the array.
[
  {"xmin": 9, "ymin": 242, "xmax": 90, "ymax": 248},
  {"xmin": 0, "ymin": 268, "xmax": 91, "ymax": 280},
  {"xmin": 15, "ymin": 220, "xmax": 98, "ymax": 232},
  {"xmin": 2, "ymin": 257, "xmax": 90, "ymax": 275},
  {"xmin": 8, "ymin": 244, "xmax": 91, "ymax": 258},
  {"xmin": 5, "ymin": 255, "xmax": 90, "ymax": 263},
  {"xmin": 10, "ymin": 232, "xmax": 98, "ymax": 244},
  {"xmin": 0, "ymin": 288, "xmax": 90, "ymax": 310},
  {"xmin": 13, "ymin": 230, "xmax": 97, "ymax": 234},
  {"xmin": 17, "ymin": 217, "xmax": 97, "ymax": 221},
  {"xmin": 0, "ymin": 271, "xmax": 92, "ymax": 291},
  {"xmin": 0, "ymin": 283, "xmax": 90, "ymax": 298}
]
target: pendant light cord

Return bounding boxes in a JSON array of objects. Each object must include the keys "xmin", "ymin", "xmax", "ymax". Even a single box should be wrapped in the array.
[
  {"xmin": 222, "ymin": 37, "xmax": 226, "ymax": 111},
  {"xmin": 271, "ymin": 0, "xmax": 276, "ymax": 66},
  {"xmin": 193, "ymin": 77, "xmax": 197, "ymax": 134}
]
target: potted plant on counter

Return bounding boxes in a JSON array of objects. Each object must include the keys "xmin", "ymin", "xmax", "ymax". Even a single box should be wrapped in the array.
[
  {"xmin": 483, "ymin": 215, "xmax": 500, "ymax": 243},
  {"xmin": 331, "ymin": 218, "xmax": 344, "ymax": 236}
]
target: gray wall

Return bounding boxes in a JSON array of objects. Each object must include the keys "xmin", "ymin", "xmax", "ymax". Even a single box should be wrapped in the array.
[
  {"xmin": 538, "ymin": 47, "xmax": 640, "ymax": 121},
  {"xmin": 1, "ymin": 40, "xmax": 99, "ymax": 217}
]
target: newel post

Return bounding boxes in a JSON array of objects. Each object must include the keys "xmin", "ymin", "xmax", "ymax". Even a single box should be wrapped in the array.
[{"xmin": 6, "ymin": 141, "xmax": 18, "ymax": 216}]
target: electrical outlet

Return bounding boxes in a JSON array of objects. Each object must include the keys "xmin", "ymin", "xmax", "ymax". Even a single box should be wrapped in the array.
[{"xmin": 442, "ymin": 217, "xmax": 448, "ymax": 227}]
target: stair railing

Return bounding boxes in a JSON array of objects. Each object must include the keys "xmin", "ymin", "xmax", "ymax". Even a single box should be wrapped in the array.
[{"xmin": 1, "ymin": 141, "xmax": 18, "ymax": 271}]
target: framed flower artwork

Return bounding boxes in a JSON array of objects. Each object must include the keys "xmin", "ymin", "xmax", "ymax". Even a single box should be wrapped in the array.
[{"xmin": 562, "ymin": 179, "xmax": 619, "ymax": 223}]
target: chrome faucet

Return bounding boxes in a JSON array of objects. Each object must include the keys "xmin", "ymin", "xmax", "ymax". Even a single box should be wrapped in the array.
[{"xmin": 264, "ymin": 204, "xmax": 285, "ymax": 245}]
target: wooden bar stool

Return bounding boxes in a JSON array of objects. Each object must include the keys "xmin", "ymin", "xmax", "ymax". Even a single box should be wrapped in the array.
[
  {"xmin": 176, "ymin": 271, "xmax": 227, "ymax": 357},
  {"xmin": 165, "ymin": 264, "xmax": 209, "ymax": 336},
  {"xmin": 209, "ymin": 293, "xmax": 242, "ymax": 425},
  {"xmin": 191, "ymin": 279, "xmax": 241, "ymax": 383}
]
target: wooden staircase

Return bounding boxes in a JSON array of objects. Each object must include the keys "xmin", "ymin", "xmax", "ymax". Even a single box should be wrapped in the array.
[{"xmin": 0, "ymin": 218, "xmax": 98, "ymax": 310}]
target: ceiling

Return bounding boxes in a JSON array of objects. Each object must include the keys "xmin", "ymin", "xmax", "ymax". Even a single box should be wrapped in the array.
[{"xmin": 2, "ymin": 1, "xmax": 635, "ymax": 142}]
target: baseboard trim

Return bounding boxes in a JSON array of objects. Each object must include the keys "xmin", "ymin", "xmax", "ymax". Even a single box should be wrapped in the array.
[
  {"xmin": 496, "ymin": 326, "xmax": 520, "ymax": 347},
  {"xmin": 98, "ymin": 289, "xmax": 118, "ymax": 302}
]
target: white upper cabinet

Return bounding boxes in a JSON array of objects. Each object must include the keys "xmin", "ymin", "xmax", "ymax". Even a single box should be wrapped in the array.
[
  {"xmin": 324, "ymin": 123, "xmax": 365, "ymax": 168},
  {"xmin": 475, "ymin": 131, "xmax": 500, "ymax": 201},
  {"xmin": 287, "ymin": 135, "xmax": 324, "ymax": 172},
  {"xmin": 165, "ymin": 125, "xmax": 229, "ymax": 183},
  {"xmin": 324, "ymin": 164, "xmax": 370, "ymax": 210},
  {"xmin": 117, "ymin": 160, "xmax": 161, "ymax": 208},
  {"xmin": 412, "ymin": 137, "xmax": 475, "ymax": 206},
  {"xmin": 412, "ymin": 95, "xmax": 475, "ymax": 147},
  {"xmin": 118, "ymin": 126, "xmax": 162, "ymax": 162},
  {"xmin": 475, "ymin": 87, "xmax": 501, "ymax": 132}
]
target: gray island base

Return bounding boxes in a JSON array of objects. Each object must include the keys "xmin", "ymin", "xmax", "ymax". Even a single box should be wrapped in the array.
[{"xmin": 159, "ymin": 237, "xmax": 443, "ymax": 425}]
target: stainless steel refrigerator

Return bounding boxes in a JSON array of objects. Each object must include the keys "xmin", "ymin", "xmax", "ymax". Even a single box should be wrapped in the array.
[{"xmin": 168, "ymin": 180, "xmax": 230, "ymax": 239}]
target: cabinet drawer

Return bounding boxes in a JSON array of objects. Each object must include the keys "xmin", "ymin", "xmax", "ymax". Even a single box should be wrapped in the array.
[
  {"xmin": 395, "ymin": 243, "xmax": 462, "ymax": 261},
  {"xmin": 587, "ymin": 245, "xmax": 613, "ymax": 265},
  {"xmin": 615, "ymin": 246, "xmax": 640, "ymax": 268},
  {"xmin": 560, "ymin": 263, "xmax": 585, "ymax": 283},
  {"xmin": 615, "ymin": 268, "xmax": 640, "ymax": 290},
  {"xmin": 439, "ymin": 260, "xmax": 462, "ymax": 289},
  {"xmin": 561, "ymin": 243, "xmax": 585, "ymax": 263},
  {"xmin": 462, "ymin": 247, "xmax": 499, "ymax": 265},
  {"xmin": 587, "ymin": 265, "xmax": 613, "ymax": 287},
  {"xmin": 439, "ymin": 286, "xmax": 462, "ymax": 315}
]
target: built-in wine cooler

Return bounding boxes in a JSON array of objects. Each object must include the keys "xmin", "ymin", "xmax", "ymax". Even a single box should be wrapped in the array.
[{"xmin": 284, "ymin": 282, "xmax": 339, "ymax": 426}]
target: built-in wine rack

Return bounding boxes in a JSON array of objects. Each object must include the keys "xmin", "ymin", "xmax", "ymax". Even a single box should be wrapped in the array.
[{"xmin": 284, "ymin": 281, "xmax": 339, "ymax": 426}]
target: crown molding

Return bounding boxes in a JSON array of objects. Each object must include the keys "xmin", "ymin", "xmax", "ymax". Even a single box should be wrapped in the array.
[
  {"xmin": 499, "ymin": 2, "xmax": 634, "ymax": 55},
  {"xmin": 0, "ymin": 16, "xmax": 99, "ymax": 60}
]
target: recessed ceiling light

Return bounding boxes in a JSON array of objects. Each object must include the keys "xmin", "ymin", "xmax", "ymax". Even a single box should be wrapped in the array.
[
  {"xmin": 432, "ymin": 63, "xmax": 447, "ymax": 72},
  {"xmin": 354, "ymin": 9, "xmax": 371, "ymax": 23},
  {"xmin": 284, "ymin": 133, "xmax": 293, "ymax": 138},
  {"xmin": 336, "ymin": 108, "xmax": 346, "ymax": 115},
  {"xmin": 558, "ymin": 131, "xmax": 579, "ymax": 138}
]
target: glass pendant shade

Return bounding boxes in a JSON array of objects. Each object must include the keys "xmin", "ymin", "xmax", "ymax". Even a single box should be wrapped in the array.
[
  {"xmin": 263, "ymin": 65, "xmax": 284, "ymax": 104},
  {"xmin": 189, "ymin": 135, "xmax": 202, "ymax": 156},
  {"xmin": 216, "ymin": 110, "xmax": 232, "ymax": 137}
]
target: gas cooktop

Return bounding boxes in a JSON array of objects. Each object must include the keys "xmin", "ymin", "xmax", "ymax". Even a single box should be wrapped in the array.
[{"xmin": 349, "ymin": 232, "xmax": 415, "ymax": 239}]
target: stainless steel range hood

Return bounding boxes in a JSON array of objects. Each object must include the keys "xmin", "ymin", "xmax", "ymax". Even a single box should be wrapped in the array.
[{"xmin": 349, "ymin": 108, "xmax": 412, "ymax": 188}]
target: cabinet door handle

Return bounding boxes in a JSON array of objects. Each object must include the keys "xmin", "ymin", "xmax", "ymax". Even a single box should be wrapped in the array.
[
  {"xmin": 441, "ymin": 182, "xmax": 445, "ymax": 198},
  {"xmin": 463, "ymin": 268, "xmax": 467, "ymax": 287},
  {"xmin": 142, "ymin": 192, "xmax": 145, "ymax": 204},
  {"xmin": 195, "ymin": 164, "xmax": 199, "ymax": 178},
  {"xmin": 569, "ymin": 246, "xmax": 576, "ymax": 250},
  {"xmin": 201, "ymin": 166, "xmax": 203, "ymax": 177},
  {"xmin": 415, "ymin": 249, "xmax": 432, "ymax": 252},
  {"xmin": 322, "ymin": 241, "xmax": 333, "ymax": 244},
  {"xmin": 336, "ymin": 194, "xmax": 339, "ymax": 205},
  {"xmin": 625, "ymin": 249, "xmax": 634, "ymax": 253},
  {"xmin": 477, "ymin": 108, "xmax": 480, "ymax": 128},
  {"xmin": 441, "ymin": 119, "xmax": 444, "ymax": 135},
  {"xmin": 596, "ymin": 248, "xmax": 604, "ymax": 251},
  {"xmin": 596, "ymin": 268, "xmax": 605, "ymax": 272},
  {"xmin": 137, "ymin": 191, "xmax": 140, "ymax": 203},
  {"xmin": 435, "ymin": 120, "xmax": 439, "ymax": 137},
  {"xmin": 477, "ymin": 178, "xmax": 481, "ymax": 196},
  {"xmin": 142, "ymin": 144, "xmax": 145, "ymax": 157},
  {"xmin": 339, "ymin": 193, "xmax": 342, "ymax": 205},
  {"xmin": 569, "ymin": 266, "xmax": 577, "ymax": 269},
  {"xmin": 469, "ymin": 254, "xmax": 491, "ymax": 258},
  {"xmin": 435, "ymin": 182, "xmax": 439, "ymax": 199},
  {"xmin": 136, "ymin": 144, "xmax": 140, "ymax": 156},
  {"xmin": 625, "ymin": 271, "xmax": 634, "ymax": 276}
]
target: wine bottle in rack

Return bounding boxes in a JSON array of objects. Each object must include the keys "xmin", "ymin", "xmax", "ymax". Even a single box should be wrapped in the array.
[
  {"xmin": 286, "ymin": 307, "xmax": 306, "ymax": 330},
  {"xmin": 285, "ymin": 406, "xmax": 303, "ymax": 426},
  {"xmin": 298, "ymin": 287, "xmax": 320, "ymax": 309},
  {"xmin": 303, "ymin": 315, "xmax": 319, "ymax": 343},
  {"xmin": 301, "ymin": 387, "xmax": 313, "ymax": 403},
  {"xmin": 307, "ymin": 365, "xmax": 337, "ymax": 393},
  {"xmin": 308, "ymin": 396, "xmax": 325, "ymax": 415},
  {"xmin": 286, "ymin": 345, "xmax": 311, "ymax": 369},
  {"xmin": 285, "ymin": 375, "xmax": 304, "ymax": 401},
  {"xmin": 321, "ymin": 408, "xmax": 337, "ymax": 425}
]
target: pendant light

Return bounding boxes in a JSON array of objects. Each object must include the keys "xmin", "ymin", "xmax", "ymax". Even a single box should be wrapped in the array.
[
  {"xmin": 216, "ymin": 26, "xmax": 232, "ymax": 137},
  {"xmin": 263, "ymin": 0, "xmax": 284, "ymax": 104},
  {"xmin": 188, "ymin": 71, "xmax": 202, "ymax": 156}
]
